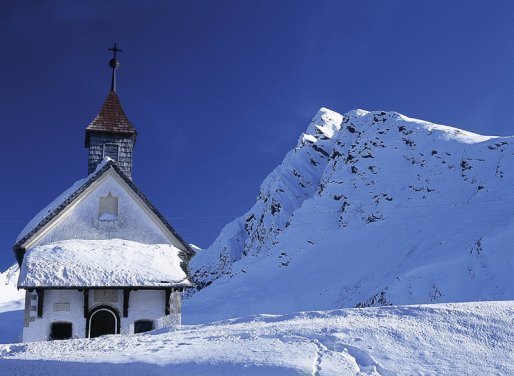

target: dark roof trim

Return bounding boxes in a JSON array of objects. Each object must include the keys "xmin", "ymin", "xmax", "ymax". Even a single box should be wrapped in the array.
[
  {"xmin": 110, "ymin": 162, "xmax": 195, "ymax": 257},
  {"xmin": 13, "ymin": 159, "xmax": 195, "ymax": 265},
  {"xmin": 14, "ymin": 161, "xmax": 113, "ymax": 264},
  {"xmin": 19, "ymin": 284, "xmax": 193, "ymax": 290}
]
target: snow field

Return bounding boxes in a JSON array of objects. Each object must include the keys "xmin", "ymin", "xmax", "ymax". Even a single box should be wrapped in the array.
[{"xmin": 0, "ymin": 301, "xmax": 512, "ymax": 375}]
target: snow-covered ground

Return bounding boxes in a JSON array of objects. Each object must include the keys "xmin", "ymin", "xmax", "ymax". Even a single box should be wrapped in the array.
[{"xmin": 1, "ymin": 301, "xmax": 512, "ymax": 375}]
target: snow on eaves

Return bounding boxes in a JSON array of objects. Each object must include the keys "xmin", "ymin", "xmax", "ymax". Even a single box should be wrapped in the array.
[
  {"xmin": 18, "ymin": 238, "xmax": 191, "ymax": 288},
  {"xmin": 15, "ymin": 157, "xmax": 194, "ymax": 264}
]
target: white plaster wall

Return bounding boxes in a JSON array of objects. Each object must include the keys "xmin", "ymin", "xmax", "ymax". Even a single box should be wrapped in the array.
[
  {"xmin": 23, "ymin": 290, "xmax": 84, "ymax": 342},
  {"xmin": 33, "ymin": 175, "xmax": 171, "ymax": 247},
  {"xmin": 23, "ymin": 289, "xmax": 182, "ymax": 342},
  {"xmin": 125, "ymin": 290, "xmax": 165, "ymax": 334},
  {"xmin": 121, "ymin": 290, "xmax": 181, "ymax": 333}
]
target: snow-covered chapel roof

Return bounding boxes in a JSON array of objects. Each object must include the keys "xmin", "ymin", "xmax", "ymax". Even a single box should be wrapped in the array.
[
  {"xmin": 18, "ymin": 239, "xmax": 191, "ymax": 288},
  {"xmin": 13, "ymin": 158, "xmax": 194, "ymax": 265}
]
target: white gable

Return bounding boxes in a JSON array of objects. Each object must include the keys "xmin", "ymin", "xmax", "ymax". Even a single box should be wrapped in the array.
[{"xmin": 23, "ymin": 168, "xmax": 185, "ymax": 250}]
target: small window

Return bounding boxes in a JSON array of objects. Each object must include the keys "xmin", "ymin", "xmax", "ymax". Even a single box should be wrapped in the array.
[
  {"xmin": 94, "ymin": 289, "xmax": 118, "ymax": 303},
  {"xmin": 53, "ymin": 303, "xmax": 70, "ymax": 312},
  {"xmin": 50, "ymin": 322, "xmax": 72, "ymax": 340},
  {"xmin": 99, "ymin": 192, "xmax": 118, "ymax": 221},
  {"xmin": 134, "ymin": 320, "xmax": 154, "ymax": 334},
  {"xmin": 103, "ymin": 143, "xmax": 119, "ymax": 161}
]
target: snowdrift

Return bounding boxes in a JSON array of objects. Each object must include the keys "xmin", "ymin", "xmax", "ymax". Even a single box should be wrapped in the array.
[
  {"xmin": 0, "ymin": 301, "xmax": 512, "ymax": 375},
  {"xmin": 0, "ymin": 265, "xmax": 24, "ymax": 344}
]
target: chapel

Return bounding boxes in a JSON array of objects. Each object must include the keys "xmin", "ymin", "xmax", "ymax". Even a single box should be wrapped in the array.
[{"xmin": 14, "ymin": 44, "xmax": 194, "ymax": 342}]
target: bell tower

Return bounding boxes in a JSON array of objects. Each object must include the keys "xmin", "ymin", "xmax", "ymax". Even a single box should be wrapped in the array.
[{"xmin": 85, "ymin": 43, "xmax": 137, "ymax": 179}]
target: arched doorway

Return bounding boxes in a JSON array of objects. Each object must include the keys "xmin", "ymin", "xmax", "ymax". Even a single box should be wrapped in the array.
[{"xmin": 87, "ymin": 306, "xmax": 120, "ymax": 338}]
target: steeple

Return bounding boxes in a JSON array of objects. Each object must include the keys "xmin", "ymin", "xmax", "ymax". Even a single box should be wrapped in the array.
[
  {"xmin": 85, "ymin": 43, "xmax": 137, "ymax": 179},
  {"xmin": 108, "ymin": 43, "xmax": 121, "ymax": 92}
]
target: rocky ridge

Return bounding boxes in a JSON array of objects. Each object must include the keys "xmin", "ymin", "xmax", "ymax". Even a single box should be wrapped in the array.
[{"xmin": 186, "ymin": 108, "xmax": 514, "ymax": 321}]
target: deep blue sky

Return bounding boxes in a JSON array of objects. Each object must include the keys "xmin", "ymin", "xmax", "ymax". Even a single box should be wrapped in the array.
[{"xmin": 1, "ymin": 0, "xmax": 514, "ymax": 270}]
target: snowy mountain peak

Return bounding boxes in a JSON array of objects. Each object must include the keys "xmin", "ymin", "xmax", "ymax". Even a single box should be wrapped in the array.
[
  {"xmin": 187, "ymin": 107, "xmax": 514, "ymax": 321},
  {"xmin": 302, "ymin": 107, "xmax": 343, "ymax": 142}
]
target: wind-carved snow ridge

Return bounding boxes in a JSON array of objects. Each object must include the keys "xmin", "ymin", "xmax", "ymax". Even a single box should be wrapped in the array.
[
  {"xmin": 186, "ymin": 107, "xmax": 514, "ymax": 322},
  {"xmin": 191, "ymin": 108, "xmax": 343, "ymax": 289}
]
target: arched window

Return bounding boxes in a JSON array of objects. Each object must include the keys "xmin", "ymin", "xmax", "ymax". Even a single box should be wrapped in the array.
[
  {"xmin": 134, "ymin": 320, "xmax": 154, "ymax": 334},
  {"xmin": 50, "ymin": 322, "xmax": 72, "ymax": 340}
]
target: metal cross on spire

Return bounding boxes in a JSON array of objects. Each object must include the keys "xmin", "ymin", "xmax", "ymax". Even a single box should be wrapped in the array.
[{"xmin": 108, "ymin": 43, "xmax": 122, "ymax": 92}]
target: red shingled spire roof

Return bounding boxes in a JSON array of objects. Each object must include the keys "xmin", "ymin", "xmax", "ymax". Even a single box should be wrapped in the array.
[{"xmin": 85, "ymin": 91, "xmax": 136, "ymax": 145}]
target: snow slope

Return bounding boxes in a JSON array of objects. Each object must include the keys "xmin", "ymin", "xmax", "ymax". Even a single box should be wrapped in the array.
[
  {"xmin": 188, "ymin": 108, "xmax": 514, "ymax": 323},
  {"xmin": 0, "ymin": 265, "xmax": 24, "ymax": 343},
  {"xmin": 0, "ymin": 264, "xmax": 23, "ymax": 305},
  {"xmin": 0, "ymin": 301, "xmax": 512, "ymax": 375}
]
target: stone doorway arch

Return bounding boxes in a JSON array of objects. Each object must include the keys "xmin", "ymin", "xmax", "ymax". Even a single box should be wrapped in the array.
[{"xmin": 87, "ymin": 305, "xmax": 120, "ymax": 338}]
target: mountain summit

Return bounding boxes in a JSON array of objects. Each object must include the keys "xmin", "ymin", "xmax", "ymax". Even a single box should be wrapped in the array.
[{"xmin": 186, "ymin": 108, "xmax": 514, "ymax": 322}]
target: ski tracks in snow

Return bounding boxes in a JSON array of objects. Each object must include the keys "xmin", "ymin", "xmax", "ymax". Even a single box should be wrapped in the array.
[
  {"xmin": 311, "ymin": 335, "xmax": 391, "ymax": 376},
  {"xmin": 271, "ymin": 332, "xmax": 388, "ymax": 376}
]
